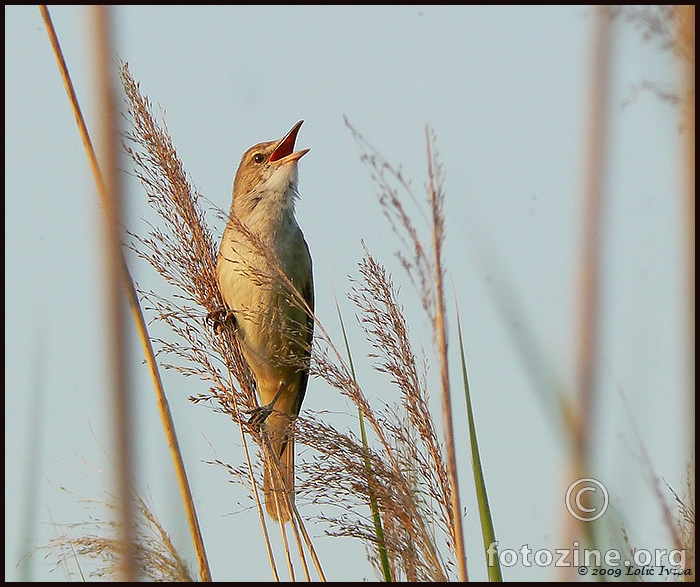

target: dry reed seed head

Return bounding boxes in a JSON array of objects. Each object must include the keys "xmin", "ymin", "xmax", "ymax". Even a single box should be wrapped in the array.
[
  {"xmin": 122, "ymin": 63, "xmax": 220, "ymax": 313},
  {"xmin": 348, "ymin": 120, "xmax": 447, "ymax": 323},
  {"xmin": 298, "ymin": 348, "xmax": 457, "ymax": 579},
  {"xmin": 336, "ymin": 245, "xmax": 457, "ymax": 573},
  {"xmin": 44, "ymin": 493, "xmax": 195, "ymax": 582}
]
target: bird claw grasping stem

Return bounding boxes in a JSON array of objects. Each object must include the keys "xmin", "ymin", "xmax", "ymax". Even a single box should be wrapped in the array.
[
  {"xmin": 207, "ymin": 306, "xmax": 237, "ymax": 333},
  {"xmin": 247, "ymin": 381, "xmax": 286, "ymax": 427},
  {"xmin": 248, "ymin": 404, "xmax": 275, "ymax": 427}
]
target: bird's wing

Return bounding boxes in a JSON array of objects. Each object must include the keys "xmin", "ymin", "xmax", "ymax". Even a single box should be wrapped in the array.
[{"xmin": 293, "ymin": 237, "xmax": 314, "ymax": 415}]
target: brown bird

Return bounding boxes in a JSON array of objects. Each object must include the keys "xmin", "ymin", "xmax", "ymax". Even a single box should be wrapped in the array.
[{"xmin": 217, "ymin": 121, "xmax": 314, "ymax": 522}]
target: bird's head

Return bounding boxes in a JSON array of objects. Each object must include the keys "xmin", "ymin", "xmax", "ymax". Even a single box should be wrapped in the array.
[{"xmin": 233, "ymin": 120, "xmax": 310, "ymax": 208}]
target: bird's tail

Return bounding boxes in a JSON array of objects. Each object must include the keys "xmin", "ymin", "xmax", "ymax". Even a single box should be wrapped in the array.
[{"xmin": 262, "ymin": 416, "xmax": 295, "ymax": 523}]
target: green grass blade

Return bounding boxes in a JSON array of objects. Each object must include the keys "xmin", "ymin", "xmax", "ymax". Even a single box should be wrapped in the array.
[
  {"xmin": 456, "ymin": 307, "xmax": 502, "ymax": 581},
  {"xmin": 335, "ymin": 297, "xmax": 393, "ymax": 582}
]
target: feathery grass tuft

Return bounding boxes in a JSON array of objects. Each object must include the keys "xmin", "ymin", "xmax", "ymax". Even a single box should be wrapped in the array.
[{"xmin": 44, "ymin": 493, "xmax": 195, "ymax": 582}]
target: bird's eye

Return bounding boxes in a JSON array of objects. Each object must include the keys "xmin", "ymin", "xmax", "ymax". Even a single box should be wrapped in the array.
[{"xmin": 253, "ymin": 153, "xmax": 265, "ymax": 164}]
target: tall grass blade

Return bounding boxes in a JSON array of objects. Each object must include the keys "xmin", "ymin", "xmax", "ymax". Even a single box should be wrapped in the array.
[
  {"xmin": 335, "ymin": 298, "xmax": 393, "ymax": 582},
  {"xmin": 456, "ymin": 307, "xmax": 502, "ymax": 582}
]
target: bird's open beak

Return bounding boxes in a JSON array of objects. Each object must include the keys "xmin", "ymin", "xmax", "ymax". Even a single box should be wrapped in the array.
[{"xmin": 269, "ymin": 120, "xmax": 310, "ymax": 164}]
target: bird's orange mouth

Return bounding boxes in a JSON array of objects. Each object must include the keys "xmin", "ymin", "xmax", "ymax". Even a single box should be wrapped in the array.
[{"xmin": 270, "ymin": 120, "xmax": 309, "ymax": 163}]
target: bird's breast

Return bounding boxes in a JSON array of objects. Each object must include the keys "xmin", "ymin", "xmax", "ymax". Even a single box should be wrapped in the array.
[{"xmin": 216, "ymin": 213, "xmax": 311, "ymax": 385}]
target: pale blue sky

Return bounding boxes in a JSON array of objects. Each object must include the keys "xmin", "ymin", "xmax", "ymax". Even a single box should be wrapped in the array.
[{"xmin": 6, "ymin": 5, "xmax": 690, "ymax": 581}]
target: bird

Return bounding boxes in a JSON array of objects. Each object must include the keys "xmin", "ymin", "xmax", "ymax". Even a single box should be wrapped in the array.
[{"xmin": 216, "ymin": 121, "xmax": 314, "ymax": 523}]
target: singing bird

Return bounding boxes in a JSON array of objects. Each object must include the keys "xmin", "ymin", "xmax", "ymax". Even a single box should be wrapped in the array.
[{"xmin": 217, "ymin": 121, "xmax": 314, "ymax": 522}]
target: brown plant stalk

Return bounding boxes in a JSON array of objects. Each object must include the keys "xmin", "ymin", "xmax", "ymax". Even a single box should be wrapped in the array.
[{"xmin": 39, "ymin": 6, "xmax": 211, "ymax": 581}]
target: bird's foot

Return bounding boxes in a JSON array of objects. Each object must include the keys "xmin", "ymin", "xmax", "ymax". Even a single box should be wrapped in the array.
[
  {"xmin": 207, "ymin": 307, "xmax": 237, "ymax": 333},
  {"xmin": 248, "ymin": 403, "xmax": 274, "ymax": 427}
]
